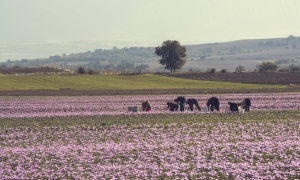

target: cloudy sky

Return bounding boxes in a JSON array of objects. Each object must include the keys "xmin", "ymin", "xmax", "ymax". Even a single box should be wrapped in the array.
[{"xmin": 0, "ymin": 0, "xmax": 299, "ymax": 61}]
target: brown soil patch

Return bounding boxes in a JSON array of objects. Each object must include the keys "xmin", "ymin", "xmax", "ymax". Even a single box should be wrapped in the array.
[{"xmin": 161, "ymin": 72, "xmax": 300, "ymax": 86}]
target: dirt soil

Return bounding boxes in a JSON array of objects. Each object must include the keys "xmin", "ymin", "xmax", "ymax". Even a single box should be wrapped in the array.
[{"xmin": 161, "ymin": 72, "xmax": 300, "ymax": 86}]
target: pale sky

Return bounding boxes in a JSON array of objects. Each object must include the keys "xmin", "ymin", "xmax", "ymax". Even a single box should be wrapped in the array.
[{"xmin": 0, "ymin": 0, "xmax": 300, "ymax": 61}]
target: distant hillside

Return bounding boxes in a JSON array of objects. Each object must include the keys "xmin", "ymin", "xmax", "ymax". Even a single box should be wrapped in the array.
[{"xmin": 1, "ymin": 35, "xmax": 300, "ymax": 72}]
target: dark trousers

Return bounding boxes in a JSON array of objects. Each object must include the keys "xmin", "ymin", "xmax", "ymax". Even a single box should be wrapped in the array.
[
  {"xmin": 210, "ymin": 105, "xmax": 214, "ymax": 112},
  {"xmin": 170, "ymin": 107, "xmax": 178, "ymax": 111},
  {"xmin": 179, "ymin": 103, "xmax": 185, "ymax": 111},
  {"xmin": 245, "ymin": 105, "xmax": 250, "ymax": 112}
]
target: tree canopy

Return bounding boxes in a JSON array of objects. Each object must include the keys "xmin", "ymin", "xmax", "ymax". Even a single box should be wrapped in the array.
[
  {"xmin": 258, "ymin": 61, "xmax": 278, "ymax": 72},
  {"xmin": 155, "ymin": 40, "xmax": 187, "ymax": 73}
]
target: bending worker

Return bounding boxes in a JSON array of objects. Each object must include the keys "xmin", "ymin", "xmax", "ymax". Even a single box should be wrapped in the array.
[
  {"xmin": 141, "ymin": 100, "xmax": 152, "ymax": 112},
  {"xmin": 228, "ymin": 102, "xmax": 239, "ymax": 113},
  {"xmin": 240, "ymin": 98, "xmax": 251, "ymax": 112},
  {"xmin": 167, "ymin": 102, "xmax": 179, "ymax": 111},
  {"xmin": 174, "ymin": 96, "xmax": 186, "ymax": 111},
  {"xmin": 187, "ymin": 98, "xmax": 201, "ymax": 111},
  {"xmin": 206, "ymin": 97, "xmax": 220, "ymax": 112}
]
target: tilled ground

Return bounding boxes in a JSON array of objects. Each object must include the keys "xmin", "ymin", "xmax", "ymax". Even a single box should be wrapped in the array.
[{"xmin": 161, "ymin": 72, "xmax": 300, "ymax": 86}]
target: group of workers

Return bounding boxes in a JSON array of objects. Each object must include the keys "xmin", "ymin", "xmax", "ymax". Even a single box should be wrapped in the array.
[
  {"xmin": 227, "ymin": 98, "xmax": 251, "ymax": 113},
  {"xmin": 142, "ymin": 96, "xmax": 251, "ymax": 113}
]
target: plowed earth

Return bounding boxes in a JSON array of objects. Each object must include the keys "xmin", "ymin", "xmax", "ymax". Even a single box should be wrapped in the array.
[{"xmin": 162, "ymin": 72, "xmax": 300, "ymax": 86}]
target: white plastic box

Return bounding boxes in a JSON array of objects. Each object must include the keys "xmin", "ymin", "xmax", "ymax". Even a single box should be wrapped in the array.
[
  {"xmin": 239, "ymin": 108, "xmax": 245, "ymax": 114},
  {"xmin": 225, "ymin": 107, "xmax": 231, "ymax": 113},
  {"xmin": 128, "ymin": 106, "xmax": 139, "ymax": 112}
]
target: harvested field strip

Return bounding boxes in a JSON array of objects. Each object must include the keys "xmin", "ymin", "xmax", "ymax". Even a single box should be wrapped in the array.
[{"xmin": 162, "ymin": 72, "xmax": 300, "ymax": 86}]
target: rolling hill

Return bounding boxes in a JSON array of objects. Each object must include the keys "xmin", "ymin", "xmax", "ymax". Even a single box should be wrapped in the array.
[{"xmin": 1, "ymin": 36, "xmax": 300, "ymax": 72}]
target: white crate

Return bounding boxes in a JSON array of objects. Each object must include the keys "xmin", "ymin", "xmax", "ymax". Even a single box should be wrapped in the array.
[
  {"xmin": 239, "ymin": 109, "xmax": 245, "ymax": 114},
  {"xmin": 225, "ymin": 107, "xmax": 231, "ymax": 113},
  {"xmin": 128, "ymin": 106, "xmax": 139, "ymax": 112},
  {"xmin": 238, "ymin": 107, "xmax": 245, "ymax": 114}
]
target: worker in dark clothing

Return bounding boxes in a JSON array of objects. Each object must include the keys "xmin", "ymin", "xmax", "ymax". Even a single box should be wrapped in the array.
[
  {"xmin": 187, "ymin": 98, "xmax": 201, "ymax": 111},
  {"xmin": 240, "ymin": 98, "xmax": 251, "ymax": 112},
  {"xmin": 244, "ymin": 98, "xmax": 251, "ymax": 112},
  {"xmin": 174, "ymin": 96, "xmax": 186, "ymax": 111},
  {"xmin": 228, "ymin": 102, "xmax": 239, "ymax": 113},
  {"xmin": 167, "ymin": 102, "xmax": 179, "ymax": 111},
  {"xmin": 141, "ymin": 100, "xmax": 152, "ymax": 112},
  {"xmin": 206, "ymin": 97, "xmax": 220, "ymax": 112}
]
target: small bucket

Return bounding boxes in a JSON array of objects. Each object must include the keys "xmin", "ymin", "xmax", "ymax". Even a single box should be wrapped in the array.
[
  {"xmin": 202, "ymin": 107, "xmax": 208, "ymax": 112},
  {"xmin": 225, "ymin": 107, "xmax": 231, "ymax": 113},
  {"xmin": 238, "ymin": 106, "xmax": 245, "ymax": 114},
  {"xmin": 239, "ymin": 109, "xmax": 245, "ymax": 114}
]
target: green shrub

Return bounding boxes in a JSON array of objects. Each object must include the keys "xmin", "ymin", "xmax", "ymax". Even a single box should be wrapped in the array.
[
  {"xmin": 88, "ymin": 69, "xmax": 96, "ymax": 75},
  {"xmin": 77, "ymin": 67, "xmax": 86, "ymax": 74},
  {"xmin": 235, "ymin": 65, "xmax": 246, "ymax": 72},
  {"xmin": 208, "ymin": 68, "xmax": 216, "ymax": 74},
  {"xmin": 278, "ymin": 68, "xmax": 290, "ymax": 72},
  {"xmin": 221, "ymin": 69, "xmax": 228, "ymax": 73},
  {"xmin": 259, "ymin": 61, "xmax": 278, "ymax": 72}
]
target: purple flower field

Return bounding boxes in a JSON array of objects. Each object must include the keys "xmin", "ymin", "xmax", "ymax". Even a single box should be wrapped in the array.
[
  {"xmin": 1, "ymin": 120, "xmax": 300, "ymax": 179},
  {"xmin": 0, "ymin": 93, "xmax": 299, "ymax": 118},
  {"xmin": 0, "ymin": 93, "xmax": 299, "ymax": 179}
]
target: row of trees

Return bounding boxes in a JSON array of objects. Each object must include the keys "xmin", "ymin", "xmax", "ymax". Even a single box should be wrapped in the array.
[
  {"xmin": 200, "ymin": 62, "xmax": 300, "ymax": 74},
  {"xmin": 84, "ymin": 60, "xmax": 150, "ymax": 71},
  {"xmin": 258, "ymin": 35, "xmax": 300, "ymax": 47},
  {"xmin": 1, "ymin": 35, "xmax": 299, "ymax": 72},
  {"xmin": 156, "ymin": 39, "xmax": 300, "ymax": 73},
  {"xmin": 2, "ymin": 45, "xmax": 251, "ymax": 69}
]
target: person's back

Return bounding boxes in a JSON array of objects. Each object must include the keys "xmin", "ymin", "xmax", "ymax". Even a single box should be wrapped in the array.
[
  {"xmin": 244, "ymin": 98, "xmax": 251, "ymax": 112},
  {"xmin": 213, "ymin": 97, "xmax": 220, "ymax": 111},
  {"xmin": 142, "ymin": 100, "xmax": 151, "ymax": 112},
  {"xmin": 187, "ymin": 98, "xmax": 201, "ymax": 111},
  {"xmin": 228, "ymin": 102, "xmax": 238, "ymax": 112},
  {"xmin": 245, "ymin": 98, "xmax": 251, "ymax": 106},
  {"xmin": 174, "ymin": 96, "xmax": 186, "ymax": 111},
  {"xmin": 174, "ymin": 96, "xmax": 186, "ymax": 105},
  {"xmin": 167, "ymin": 102, "xmax": 179, "ymax": 111},
  {"xmin": 207, "ymin": 97, "xmax": 219, "ymax": 112}
]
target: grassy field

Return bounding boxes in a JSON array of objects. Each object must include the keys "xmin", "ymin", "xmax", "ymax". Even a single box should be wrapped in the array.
[{"xmin": 0, "ymin": 74, "xmax": 285, "ymax": 91}]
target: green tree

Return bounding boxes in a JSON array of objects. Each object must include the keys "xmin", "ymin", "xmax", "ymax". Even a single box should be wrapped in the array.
[
  {"xmin": 287, "ymin": 35, "xmax": 297, "ymax": 43},
  {"xmin": 293, "ymin": 44, "xmax": 297, "ymax": 49},
  {"xmin": 77, "ymin": 66, "xmax": 86, "ymax": 74},
  {"xmin": 155, "ymin": 40, "xmax": 187, "ymax": 73},
  {"xmin": 235, "ymin": 65, "xmax": 246, "ymax": 72},
  {"xmin": 258, "ymin": 61, "xmax": 278, "ymax": 72}
]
